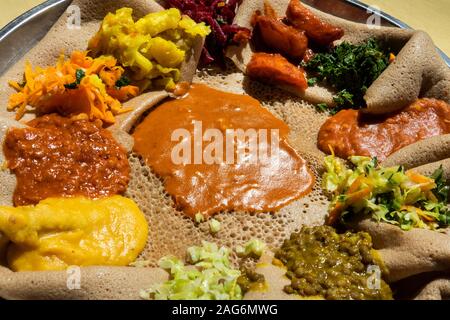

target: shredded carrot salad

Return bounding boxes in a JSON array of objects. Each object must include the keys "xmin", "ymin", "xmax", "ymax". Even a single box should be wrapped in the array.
[{"xmin": 8, "ymin": 51, "xmax": 139, "ymax": 125}]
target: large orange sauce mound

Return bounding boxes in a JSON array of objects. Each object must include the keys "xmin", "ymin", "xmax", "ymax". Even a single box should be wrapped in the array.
[{"xmin": 133, "ymin": 84, "xmax": 314, "ymax": 218}]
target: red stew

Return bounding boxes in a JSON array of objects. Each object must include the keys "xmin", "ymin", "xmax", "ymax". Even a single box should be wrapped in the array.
[
  {"xmin": 4, "ymin": 114, "xmax": 130, "ymax": 206},
  {"xmin": 318, "ymin": 99, "xmax": 450, "ymax": 161}
]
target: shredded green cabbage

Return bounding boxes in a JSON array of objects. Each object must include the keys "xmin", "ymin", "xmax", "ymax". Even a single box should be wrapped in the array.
[
  {"xmin": 323, "ymin": 155, "xmax": 450, "ymax": 230},
  {"xmin": 140, "ymin": 241, "xmax": 242, "ymax": 300}
]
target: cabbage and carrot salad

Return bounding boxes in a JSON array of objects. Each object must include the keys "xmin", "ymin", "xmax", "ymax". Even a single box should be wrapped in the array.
[
  {"xmin": 8, "ymin": 51, "xmax": 138, "ymax": 124},
  {"xmin": 323, "ymin": 155, "xmax": 450, "ymax": 230}
]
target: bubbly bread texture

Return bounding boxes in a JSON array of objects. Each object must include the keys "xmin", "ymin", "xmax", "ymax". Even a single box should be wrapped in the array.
[
  {"xmin": 0, "ymin": 0, "xmax": 449, "ymax": 300},
  {"xmin": 0, "ymin": 62, "xmax": 334, "ymax": 299},
  {"xmin": 126, "ymin": 64, "xmax": 450, "ymax": 300}
]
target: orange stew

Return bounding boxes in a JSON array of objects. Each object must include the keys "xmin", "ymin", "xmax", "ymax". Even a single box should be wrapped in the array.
[
  {"xmin": 247, "ymin": 53, "xmax": 308, "ymax": 92},
  {"xmin": 318, "ymin": 98, "xmax": 450, "ymax": 161},
  {"xmin": 133, "ymin": 84, "xmax": 314, "ymax": 218},
  {"xmin": 286, "ymin": 0, "xmax": 344, "ymax": 47},
  {"xmin": 4, "ymin": 114, "xmax": 130, "ymax": 206}
]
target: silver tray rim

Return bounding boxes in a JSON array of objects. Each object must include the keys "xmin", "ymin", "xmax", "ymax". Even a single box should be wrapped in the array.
[
  {"xmin": 0, "ymin": 0, "xmax": 67, "ymax": 43},
  {"xmin": 0, "ymin": 0, "xmax": 449, "ymax": 67}
]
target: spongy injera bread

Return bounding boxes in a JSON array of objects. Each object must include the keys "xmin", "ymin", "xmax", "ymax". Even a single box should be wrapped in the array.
[{"xmin": 0, "ymin": 0, "xmax": 449, "ymax": 300}]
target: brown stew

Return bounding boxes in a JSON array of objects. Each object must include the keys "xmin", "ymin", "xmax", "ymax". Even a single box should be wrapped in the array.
[{"xmin": 4, "ymin": 114, "xmax": 130, "ymax": 206}]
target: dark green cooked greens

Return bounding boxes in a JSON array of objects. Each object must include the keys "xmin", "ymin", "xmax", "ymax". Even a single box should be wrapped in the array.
[{"xmin": 304, "ymin": 38, "xmax": 390, "ymax": 114}]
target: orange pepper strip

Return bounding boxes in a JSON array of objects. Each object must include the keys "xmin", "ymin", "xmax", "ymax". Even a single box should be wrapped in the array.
[
  {"xmin": 401, "ymin": 205, "xmax": 436, "ymax": 223},
  {"xmin": 406, "ymin": 171, "xmax": 436, "ymax": 192},
  {"xmin": 326, "ymin": 177, "xmax": 373, "ymax": 225}
]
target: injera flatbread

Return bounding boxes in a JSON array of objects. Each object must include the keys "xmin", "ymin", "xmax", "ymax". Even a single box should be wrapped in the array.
[{"xmin": 0, "ymin": 0, "xmax": 448, "ymax": 300}]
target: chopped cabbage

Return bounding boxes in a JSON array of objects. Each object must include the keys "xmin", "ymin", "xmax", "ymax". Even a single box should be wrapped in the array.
[
  {"xmin": 209, "ymin": 219, "xmax": 221, "ymax": 234},
  {"xmin": 323, "ymin": 155, "xmax": 450, "ymax": 230},
  {"xmin": 141, "ymin": 241, "xmax": 242, "ymax": 300},
  {"xmin": 236, "ymin": 239, "xmax": 266, "ymax": 258},
  {"xmin": 194, "ymin": 213, "xmax": 205, "ymax": 223}
]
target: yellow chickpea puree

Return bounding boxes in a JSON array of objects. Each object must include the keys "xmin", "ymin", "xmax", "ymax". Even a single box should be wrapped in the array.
[{"xmin": 0, "ymin": 196, "xmax": 148, "ymax": 272}]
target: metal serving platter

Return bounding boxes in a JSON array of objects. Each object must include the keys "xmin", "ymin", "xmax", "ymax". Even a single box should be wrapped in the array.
[{"xmin": 0, "ymin": 0, "xmax": 449, "ymax": 76}]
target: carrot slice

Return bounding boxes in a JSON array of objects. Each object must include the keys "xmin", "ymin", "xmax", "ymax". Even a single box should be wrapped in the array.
[
  {"xmin": 327, "ymin": 176, "xmax": 373, "ymax": 225},
  {"xmin": 8, "ymin": 51, "xmax": 139, "ymax": 125}
]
